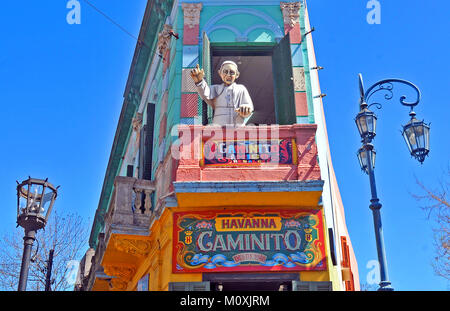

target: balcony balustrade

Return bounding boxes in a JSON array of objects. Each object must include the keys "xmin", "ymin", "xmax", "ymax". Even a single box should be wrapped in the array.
[{"xmin": 175, "ymin": 124, "xmax": 321, "ymax": 182}]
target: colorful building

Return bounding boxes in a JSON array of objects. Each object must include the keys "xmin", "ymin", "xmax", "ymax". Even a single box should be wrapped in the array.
[{"xmin": 78, "ymin": 0, "xmax": 359, "ymax": 291}]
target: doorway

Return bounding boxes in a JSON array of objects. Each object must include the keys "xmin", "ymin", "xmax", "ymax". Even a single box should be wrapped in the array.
[
  {"xmin": 202, "ymin": 33, "xmax": 296, "ymax": 125},
  {"xmin": 212, "ymin": 53, "xmax": 275, "ymax": 125}
]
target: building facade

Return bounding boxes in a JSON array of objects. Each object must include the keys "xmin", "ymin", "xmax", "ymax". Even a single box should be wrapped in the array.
[{"xmin": 78, "ymin": 0, "xmax": 359, "ymax": 291}]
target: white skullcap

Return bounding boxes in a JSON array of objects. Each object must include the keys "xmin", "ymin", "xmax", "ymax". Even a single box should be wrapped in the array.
[{"xmin": 220, "ymin": 60, "xmax": 238, "ymax": 70}]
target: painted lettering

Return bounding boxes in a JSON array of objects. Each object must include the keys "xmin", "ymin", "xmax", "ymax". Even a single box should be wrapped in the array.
[
  {"xmin": 284, "ymin": 230, "xmax": 302, "ymax": 251},
  {"xmin": 197, "ymin": 231, "xmax": 213, "ymax": 252}
]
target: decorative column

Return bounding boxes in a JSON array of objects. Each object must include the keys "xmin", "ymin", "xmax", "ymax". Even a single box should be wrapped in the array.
[
  {"xmin": 181, "ymin": 3, "xmax": 203, "ymax": 45},
  {"xmin": 281, "ymin": 2, "xmax": 308, "ymax": 123},
  {"xmin": 180, "ymin": 3, "xmax": 203, "ymax": 125},
  {"xmin": 280, "ymin": 2, "xmax": 302, "ymax": 43}
]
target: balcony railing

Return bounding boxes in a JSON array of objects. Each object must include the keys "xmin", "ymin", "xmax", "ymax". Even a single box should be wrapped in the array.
[
  {"xmin": 81, "ymin": 177, "xmax": 155, "ymax": 290},
  {"xmin": 175, "ymin": 124, "xmax": 321, "ymax": 182},
  {"xmin": 103, "ymin": 176, "xmax": 155, "ymax": 243}
]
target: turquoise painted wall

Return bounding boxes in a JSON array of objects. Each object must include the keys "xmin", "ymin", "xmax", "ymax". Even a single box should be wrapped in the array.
[
  {"xmin": 200, "ymin": 6, "xmax": 283, "ymax": 43},
  {"xmin": 149, "ymin": 1, "xmax": 316, "ymax": 177}
]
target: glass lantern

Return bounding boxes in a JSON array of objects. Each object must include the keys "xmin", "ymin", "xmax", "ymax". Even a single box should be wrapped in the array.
[
  {"xmin": 402, "ymin": 116, "xmax": 430, "ymax": 163},
  {"xmin": 355, "ymin": 107, "xmax": 377, "ymax": 141},
  {"xmin": 16, "ymin": 178, "xmax": 58, "ymax": 231},
  {"xmin": 357, "ymin": 145, "xmax": 376, "ymax": 174}
]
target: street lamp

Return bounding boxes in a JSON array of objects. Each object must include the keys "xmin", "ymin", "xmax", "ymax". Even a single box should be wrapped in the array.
[
  {"xmin": 355, "ymin": 74, "xmax": 430, "ymax": 291},
  {"xmin": 355, "ymin": 107, "xmax": 377, "ymax": 141},
  {"xmin": 357, "ymin": 144, "xmax": 376, "ymax": 174},
  {"xmin": 16, "ymin": 177, "xmax": 58, "ymax": 291},
  {"xmin": 402, "ymin": 113, "xmax": 430, "ymax": 164}
]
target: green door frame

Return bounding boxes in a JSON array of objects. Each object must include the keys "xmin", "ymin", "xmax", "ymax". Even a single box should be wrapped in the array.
[{"xmin": 201, "ymin": 37, "xmax": 296, "ymax": 125}]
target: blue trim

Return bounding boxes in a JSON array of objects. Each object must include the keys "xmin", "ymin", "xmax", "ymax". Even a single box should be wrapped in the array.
[
  {"xmin": 173, "ymin": 180, "xmax": 324, "ymax": 194},
  {"xmin": 207, "ymin": 24, "xmax": 241, "ymax": 37}
]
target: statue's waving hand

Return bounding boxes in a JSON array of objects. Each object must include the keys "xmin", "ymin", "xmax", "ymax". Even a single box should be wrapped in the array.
[{"xmin": 190, "ymin": 64, "xmax": 204, "ymax": 84}]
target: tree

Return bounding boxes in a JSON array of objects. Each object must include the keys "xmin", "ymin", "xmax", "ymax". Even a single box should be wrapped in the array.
[
  {"xmin": 413, "ymin": 169, "xmax": 450, "ymax": 280},
  {"xmin": 0, "ymin": 211, "xmax": 89, "ymax": 291}
]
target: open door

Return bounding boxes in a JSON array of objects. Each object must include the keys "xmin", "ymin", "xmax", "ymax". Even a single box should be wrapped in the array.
[
  {"xmin": 201, "ymin": 32, "xmax": 213, "ymax": 125},
  {"xmin": 272, "ymin": 33, "xmax": 296, "ymax": 125}
]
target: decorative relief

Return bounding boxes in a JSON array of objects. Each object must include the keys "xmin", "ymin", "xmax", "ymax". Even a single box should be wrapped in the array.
[
  {"xmin": 157, "ymin": 24, "xmax": 174, "ymax": 57},
  {"xmin": 103, "ymin": 264, "xmax": 136, "ymax": 279},
  {"xmin": 132, "ymin": 112, "xmax": 143, "ymax": 132},
  {"xmin": 181, "ymin": 3, "xmax": 203, "ymax": 28},
  {"xmin": 114, "ymin": 238, "xmax": 152, "ymax": 257},
  {"xmin": 110, "ymin": 279, "xmax": 127, "ymax": 291},
  {"xmin": 103, "ymin": 264, "xmax": 136, "ymax": 290},
  {"xmin": 280, "ymin": 2, "xmax": 301, "ymax": 28}
]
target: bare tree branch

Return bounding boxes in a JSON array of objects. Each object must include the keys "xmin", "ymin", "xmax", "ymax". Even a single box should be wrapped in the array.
[
  {"xmin": 0, "ymin": 211, "xmax": 89, "ymax": 291},
  {"xmin": 413, "ymin": 168, "xmax": 450, "ymax": 280}
]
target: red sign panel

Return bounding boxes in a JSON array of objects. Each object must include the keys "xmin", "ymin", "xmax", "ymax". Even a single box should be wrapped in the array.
[{"xmin": 202, "ymin": 139, "xmax": 295, "ymax": 166}]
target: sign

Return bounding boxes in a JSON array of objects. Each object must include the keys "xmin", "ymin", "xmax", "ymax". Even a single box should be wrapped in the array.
[
  {"xmin": 173, "ymin": 210, "xmax": 326, "ymax": 273},
  {"xmin": 202, "ymin": 139, "xmax": 295, "ymax": 166}
]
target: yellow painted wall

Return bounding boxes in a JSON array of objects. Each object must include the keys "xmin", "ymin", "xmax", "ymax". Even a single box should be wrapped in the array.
[{"xmin": 124, "ymin": 200, "xmax": 335, "ymax": 291}]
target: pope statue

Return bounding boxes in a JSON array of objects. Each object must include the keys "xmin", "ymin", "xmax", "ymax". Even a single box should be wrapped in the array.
[{"xmin": 190, "ymin": 61, "xmax": 254, "ymax": 126}]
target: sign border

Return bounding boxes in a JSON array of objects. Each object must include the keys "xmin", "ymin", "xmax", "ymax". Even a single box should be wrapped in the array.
[{"xmin": 172, "ymin": 209, "xmax": 327, "ymax": 273}]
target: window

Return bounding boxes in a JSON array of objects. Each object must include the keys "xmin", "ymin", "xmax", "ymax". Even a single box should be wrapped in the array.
[
  {"xmin": 212, "ymin": 53, "xmax": 275, "ymax": 124},
  {"xmin": 126, "ymin": 165, "xmax": 134, "ymax": 177},
  {"xmin": 138, "ymin": 103, "xmax": 155, "ymax": 180},
  {"xmin": 201, "ymin": 32, "xmax": 296, "ymax": 125}
]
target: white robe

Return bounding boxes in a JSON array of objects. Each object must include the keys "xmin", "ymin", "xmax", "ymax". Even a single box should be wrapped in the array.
[{"xmin": 195, "ymin": 79, "xmax": 254, "ymax": 126}]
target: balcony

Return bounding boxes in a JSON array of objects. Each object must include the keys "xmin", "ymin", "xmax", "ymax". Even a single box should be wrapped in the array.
[
  {"xmin": 173, "ymin": 124, "xmax": 324, "ymax": 208},
  {"xmin": 103, "ymin": 176, "xmax": 155, "ymax": 238},
  {"xmin": 91, "ymin": 176, "xmax": 155, "ymax": 291}
]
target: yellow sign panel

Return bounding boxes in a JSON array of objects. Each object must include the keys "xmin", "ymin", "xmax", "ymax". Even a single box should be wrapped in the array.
[{"xmin": 215, "ymin": 216, "xmax": 282, "ymax": 232}]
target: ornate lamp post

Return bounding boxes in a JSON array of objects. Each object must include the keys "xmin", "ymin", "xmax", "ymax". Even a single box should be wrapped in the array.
[
  {"xmin": 16, "ymin": 177, "xmax": 58, "ymax": 291},
  {"xmin": 355, "ymin": 74, "xmax": 430, "ymax": 291}
]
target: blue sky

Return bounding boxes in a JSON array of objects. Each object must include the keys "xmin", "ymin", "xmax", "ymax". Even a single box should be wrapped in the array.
[{"xmin": 0, "ymin": 1, "xmax": 448, "ymax": 290}]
